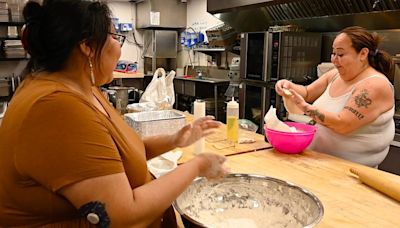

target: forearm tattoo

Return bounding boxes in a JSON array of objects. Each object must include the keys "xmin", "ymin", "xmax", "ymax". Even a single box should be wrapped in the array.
[
  {"xmin": 305, "ymin": 108, "xmax": 325, "ymax": 122},
  {"xmin": 354, "ymin": 89, "xmax": 372, "ymax": 108},
  {"xmin": 343, "ymin": 106, "xmax": 364, "ymax": 120}
]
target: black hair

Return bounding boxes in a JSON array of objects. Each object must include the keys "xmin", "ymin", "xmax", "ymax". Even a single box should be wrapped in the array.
[
  {"xmin": 339, "ymin": 26, "xmax": 394, "ymax": 83},
  {"xmin": 21, "ymin": 0, "xmax": 112, "ymax": 78}
]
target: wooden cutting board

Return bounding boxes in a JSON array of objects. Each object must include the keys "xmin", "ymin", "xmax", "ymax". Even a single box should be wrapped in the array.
[{"xmin": 177, "ymin": 120, "xmax": 271, "ymax": 164}]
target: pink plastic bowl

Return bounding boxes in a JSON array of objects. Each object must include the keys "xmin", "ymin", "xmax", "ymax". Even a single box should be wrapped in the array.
[{"xmin": 264, "ymin": 122, "xmax": 316, "ymax": 154}]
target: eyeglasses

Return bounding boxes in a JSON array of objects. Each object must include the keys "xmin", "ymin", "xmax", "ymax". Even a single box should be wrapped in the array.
[{"xmin": 109, "ymin": 32, "xmax": 126, "ymax": 47}]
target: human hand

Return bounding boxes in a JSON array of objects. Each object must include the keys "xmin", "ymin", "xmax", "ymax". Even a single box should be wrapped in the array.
[
  {"xmin": 174, "ymin": 116, "xmax": 221, "ymax": 148},
  {"xmin": 194, "ymin": 153, "xmax": 229, "ymax": 180},
  {"xmin": 275, "ymin": 79, "xmax": 292, "ymax": 96},
  {"xmin": 287, "ymin": 89, "xmax": 309, "ymax": 113}
]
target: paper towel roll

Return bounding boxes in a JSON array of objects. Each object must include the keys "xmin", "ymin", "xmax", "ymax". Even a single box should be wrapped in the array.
[
  {"xmin": 193, "ymin": 100, "xmax": 205, "ymax": 154},
  {"xmin": 193, "ymin": 99, "xmax": 205, "ymax": 119}
]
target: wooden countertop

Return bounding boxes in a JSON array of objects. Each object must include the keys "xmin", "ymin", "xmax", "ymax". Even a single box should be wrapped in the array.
[
  {"xmin": 162, "ymin": 111, "xmax": 399, "ymax": 227},
  {"xmin": 175, "ymin": 112, "xmax": 271, "ymax": 164},
  {"xmin": 225, "ymin": 149, "xmax": 400, "ymax": 227},
  {"xmin": 177, "ymin": 125, "xmax": 271, "ymax": 164}
]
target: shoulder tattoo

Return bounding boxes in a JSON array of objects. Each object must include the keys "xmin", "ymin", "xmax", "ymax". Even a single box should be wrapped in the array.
[
  {"xmin": 354, "ymin": 89, "xmax": 372, "ymax": 108},
  {"xmin": 305, "ymin": 108, "xmax": 325, "ymax": 122},
  {"xmin": 343, "ymin": 106, "xmax": 364, "ymax": 120}
]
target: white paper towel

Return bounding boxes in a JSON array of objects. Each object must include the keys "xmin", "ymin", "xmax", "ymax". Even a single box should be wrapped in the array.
[
  {"xmin": 147, "ymin": 151, "xmax": 182, "ymax": 178},
  {"xmin": 282, "ymin": 88, "xmax": 304, "ymax": 115},
  {"xmin": 193, "ymin": 100, "xmax": 205, "ymax": 154},
  {"xmin": 264, "ymin": 106, "xmax": 297, "ymax": 132}
]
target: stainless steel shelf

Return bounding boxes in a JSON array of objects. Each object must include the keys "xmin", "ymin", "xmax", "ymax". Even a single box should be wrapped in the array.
[
  {"xmin": 0, "ymin": 21, "xmax": 24, "ymax": 26},
  {"xmin": 193, "ymin": 48, "xmax": 225, "ymax": 52},
  {"xmin": 0, "ymin": 37, "xmax": 20, "ymax": 40}
]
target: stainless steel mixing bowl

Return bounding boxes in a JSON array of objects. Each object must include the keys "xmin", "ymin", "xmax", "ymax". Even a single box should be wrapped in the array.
[{"xmin": 174, "ymin": 173, "xmax": 324, "ymax": 228}]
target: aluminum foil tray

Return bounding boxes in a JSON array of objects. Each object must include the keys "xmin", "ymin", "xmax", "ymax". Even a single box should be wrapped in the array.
[
  {"xmin": 174, "ymin": 173, "xmax": 324, "ymax": 228},
  {"xmin": 124, "ymin": 110, "xmax": 186, "ymax": 138}
]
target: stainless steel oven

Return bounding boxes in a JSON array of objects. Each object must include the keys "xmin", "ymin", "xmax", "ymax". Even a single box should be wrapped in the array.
[
  {"xmin": 239, "ymin": 81, "xmax": 284, "ymax": 134},
  {"xmin": 239, "ymin": 31, "xmax": 322, "ymax": 133},
  {"xmin": 379, "ymin": 58, "xmax": 400, "ymax": 175},
  {"xmin": 240, "ymin": 31, "xmax": 322, "ymax": 83},
  {"xmin": 393, "ymin": 58, "xmax": 400, "ymax": 114},
  {"xmin": 393, "ymin": 59, "xmax": 400, "ymax": 132}
]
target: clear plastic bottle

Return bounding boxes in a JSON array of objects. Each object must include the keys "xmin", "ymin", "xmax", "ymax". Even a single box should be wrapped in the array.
[{"xmin": 226, "ymin": 97, "xmax": 239, "ymax": 143}]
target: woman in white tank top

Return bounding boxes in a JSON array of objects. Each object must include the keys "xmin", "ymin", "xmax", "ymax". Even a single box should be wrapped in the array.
[{"xmin": 275, "ymin": 26, "xmax": 395, "ymax": 167}]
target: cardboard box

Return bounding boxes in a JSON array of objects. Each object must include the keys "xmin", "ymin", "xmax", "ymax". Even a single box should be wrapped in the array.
[{"xmin": 206, "ymin": 24, "xmax": 237, "ymax": 47}]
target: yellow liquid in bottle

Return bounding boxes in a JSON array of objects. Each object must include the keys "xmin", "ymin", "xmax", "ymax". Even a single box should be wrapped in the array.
[{"xmin": 227, "ymin": 116, "xmax": 238, "ymax": 143}]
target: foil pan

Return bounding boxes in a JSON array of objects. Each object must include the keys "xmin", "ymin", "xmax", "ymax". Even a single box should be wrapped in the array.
[
  {"xmin": 124, "ymin": 110, "xmax": 186, "ymax": 138},
  {"xmin": 174, "ymin": 173, "xmax": 324, "ymax": 228}
]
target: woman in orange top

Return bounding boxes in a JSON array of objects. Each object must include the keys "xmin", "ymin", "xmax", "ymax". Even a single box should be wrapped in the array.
[{"xmin": 0, "ymin": 0, "xmax": 227, "ymax": 227}]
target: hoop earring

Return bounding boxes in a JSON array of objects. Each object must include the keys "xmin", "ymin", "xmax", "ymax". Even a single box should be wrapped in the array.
[{"xmin": 89, "ymin": 59, "xmax": 95, "ymax": 85}]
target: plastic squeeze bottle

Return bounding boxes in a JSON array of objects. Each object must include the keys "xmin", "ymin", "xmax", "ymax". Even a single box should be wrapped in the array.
[{"xmin": 226, "ymin": 97, "xmax": 239, "ymax": 143}]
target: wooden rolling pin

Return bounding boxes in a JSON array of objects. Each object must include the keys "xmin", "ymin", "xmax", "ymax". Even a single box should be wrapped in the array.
[{"xmin": 350, "ymin": 167, "xmax": 400, "ymax": 202}]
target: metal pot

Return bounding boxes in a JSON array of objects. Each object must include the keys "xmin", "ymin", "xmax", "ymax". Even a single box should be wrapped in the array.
[{"xmin": 108, "ymin": 86, "xmax": 134, "ymax": 114}]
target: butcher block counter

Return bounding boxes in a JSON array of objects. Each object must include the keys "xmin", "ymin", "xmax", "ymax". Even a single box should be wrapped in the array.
[
  {"xmin": 177, "ymin": 124, "xmax": 271, "ymax": 164},
  {"xmin": 168, "ymin": 112, "xmax": 399, "ymax": 227},
  {"xmin": 223, "ymin": 149, "xmax": 400, "ymax": 227}
]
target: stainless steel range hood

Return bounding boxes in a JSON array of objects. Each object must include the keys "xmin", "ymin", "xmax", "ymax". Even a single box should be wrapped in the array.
[
  {"xmin": 136, "ymin": 0, "xmax": 186, "ymax": 29},
  {"xmin": 207, "ymin": 0, "xmax": 400, "ymax": 32}
]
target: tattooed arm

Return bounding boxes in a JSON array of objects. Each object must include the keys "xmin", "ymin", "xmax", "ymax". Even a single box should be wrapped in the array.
[
  {"xmin": 289, "ymin": 77, "xmax": 393, "ymax": 134},
  {"xmin": 275, "ymin": 69, "xmax": 337, "ymax": 103}
]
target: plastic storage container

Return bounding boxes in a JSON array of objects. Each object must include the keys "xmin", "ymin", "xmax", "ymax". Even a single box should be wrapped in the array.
[
  {"xmin": 124, "ymin": 110, "xmax": 186, "ymax": 138},
  {"xmin": 226, "ymin": 98, "xmax": 239, "ymax": 143}
]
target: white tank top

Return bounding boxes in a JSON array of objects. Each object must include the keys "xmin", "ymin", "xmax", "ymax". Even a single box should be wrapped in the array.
[{"xmin": 309, "ymin": 75, "xmax": 395, "ymax": 167}]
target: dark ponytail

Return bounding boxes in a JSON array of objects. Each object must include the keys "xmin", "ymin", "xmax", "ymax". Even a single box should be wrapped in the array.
[
  {"xmin": 21, "ymin": 1, "xmax": 44, "ymax": 77},
  {"xmin": 340, "ymin": 26, "xmax": 394, "ymax": 83},
  {"xmin": 368, "ymin": 49, "xmax": 394, "ymax": 83},
  {"xmin": 21, "ymin": 0, "xmax": 112, "ymax": 79}
]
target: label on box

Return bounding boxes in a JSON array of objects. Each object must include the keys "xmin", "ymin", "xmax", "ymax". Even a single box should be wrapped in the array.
[{"xmin": 150, "ymin": 11, "xmax": 160, "ymax": 26}]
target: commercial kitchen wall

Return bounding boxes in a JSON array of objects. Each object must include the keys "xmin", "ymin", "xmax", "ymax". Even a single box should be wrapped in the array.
[
  {"xmin": 109, "ymin": 0, "xmax": 230, "ymax": 74},
  {"xmin": 112, "ymin": 0, "xmax": 233, "ymax": 78},
  {"xmin": 178, "ymin": 0, "xmax": 222, "ymax": 68},
  {"xmin": 0, "ymin": 1, "xmax": 143, "ymax": 79},
  {"xmin": 0, "ymin": 0, "xmax": 228, "ymax": 78},
  {"xmin": 107, "ymin": 1, "xmax": 144, "ymax": 72}
]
